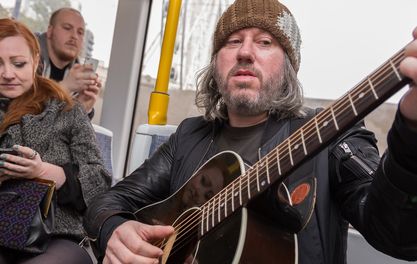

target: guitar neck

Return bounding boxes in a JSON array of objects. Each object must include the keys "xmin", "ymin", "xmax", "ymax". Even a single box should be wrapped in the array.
[{"xmin": 200, "ymin": 47, "xmax": 411, "ymax": 236}]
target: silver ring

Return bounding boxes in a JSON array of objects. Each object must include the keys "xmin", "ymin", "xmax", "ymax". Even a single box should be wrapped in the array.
[{"xmin": 28, "ymin": 150, "xmax": 38, "ymax": 159}]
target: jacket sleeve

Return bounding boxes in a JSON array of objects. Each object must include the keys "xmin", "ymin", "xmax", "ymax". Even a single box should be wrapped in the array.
[
  {"xmin": 329, "ymin": 111, "xmax": 417, "ymax": 261},
  {"xmin": 64, "ymin": 104, "xmax": 112, "ymax": 208},
  {"xmin": 83, "ymin": 123, "xmax": 179, "ymax": 249}
]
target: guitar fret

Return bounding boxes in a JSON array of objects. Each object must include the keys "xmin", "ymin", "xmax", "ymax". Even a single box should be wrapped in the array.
[
  {"xmin": 239, "ymin": 176, "xmax": 242, "ymax": 205},
  {"xmin": 247, "ymin": 173, "xmax": 251, "ymax": 199},
  {"xmin": 288, "ymin": 139, "xmax": 294, "ymax": 166},
  {"xmin": 258, "ymin": 160, "xmax": 266, "ymax": 188},
  {"xmin": 205, "ymin": 202, "xmax": 209, "ymax": 232},
  {"xmin": 314, "ymin": 117, "xmax": 323, "ymax": 143},
  {"xmin": 211, "ymin": 199, "xmax": 215, "ymax": 228},
  {"xmin": 224, "ymin": 188, "xmax": 227, "ymax": 217},
  {"xmin": 231, "ymin": 181, "xmax": 235, "ymax": 211},
  {"xmin": 330, "ymin": 106, "xmax": 339, "ymax": 130},
  {"xmin": 256, "ymin": 164, "xmax": 260, "ymax": 192},
  {"xmin": 265, "ymin": 155, "xmax": 271, "ymax": 184},
  {"xmin": 348, "ymin": 93, "xmax": 358, "ymax": 116},
  {"xmin": 368, "ymin": 77, "xmax": 379, "ymax": 99},
  {"xmin": 201, "ymin": 207, "xmax": 205, "ymax": 236},
  {"xmin": 276, "ymin": 148, "xmax": 282, "ymax": 175},
  {"xmin": 217, "ymin": 195, "xmax": 221, "ymax": 223},
  {"xmin": 389, "ymin": 59, "xmax": 402, "ymax": 80},
  {"xmin": 301, "ymin": 129, "xmax": 307, "ymax": 155}
]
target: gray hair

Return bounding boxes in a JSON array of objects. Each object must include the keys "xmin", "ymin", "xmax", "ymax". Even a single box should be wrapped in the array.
[{"xmin": 195, "ymin": 54, "xmax": 305, "ymax": 121}]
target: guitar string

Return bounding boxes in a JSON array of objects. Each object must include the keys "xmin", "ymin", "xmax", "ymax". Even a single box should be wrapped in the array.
[{"xmin": 155, "ymin": 49, "xmax": 406, "ymax": 256}]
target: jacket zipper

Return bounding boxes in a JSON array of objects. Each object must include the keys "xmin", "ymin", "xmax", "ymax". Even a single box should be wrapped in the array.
[{"xmin": 339, "ymin": 142, "xmax": 374, "ymax": 175}]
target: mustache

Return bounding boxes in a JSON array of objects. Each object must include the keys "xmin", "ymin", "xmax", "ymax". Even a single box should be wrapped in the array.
[
  {"xmin": 65, "ymin": 41, "xmax": 78, "ymax": 47},
  {"xmin": 227, "ymin": 63, "xmax": 262, "ymax": 80}
]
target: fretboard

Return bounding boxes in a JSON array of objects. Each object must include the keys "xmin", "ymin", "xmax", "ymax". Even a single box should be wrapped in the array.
[{"xmin": 200, "ymin": 47, "xmax": 411, "ymax": 236}]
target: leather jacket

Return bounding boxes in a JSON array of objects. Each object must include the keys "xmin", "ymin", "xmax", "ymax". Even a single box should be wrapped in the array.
[{"xmin": 84, "ymin": 110, "xmax": 417, "ymax": 263}]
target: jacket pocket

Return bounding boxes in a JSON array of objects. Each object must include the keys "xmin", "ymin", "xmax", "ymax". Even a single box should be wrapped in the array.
[{"xmin": 332, "ymin": 141, "xmax": 375, "ymax": 184}]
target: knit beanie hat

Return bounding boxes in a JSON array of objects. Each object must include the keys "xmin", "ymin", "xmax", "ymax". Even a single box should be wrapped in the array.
[{"xmin": 213, "ymin": 0, "xmax": 301, "ymax": 72}]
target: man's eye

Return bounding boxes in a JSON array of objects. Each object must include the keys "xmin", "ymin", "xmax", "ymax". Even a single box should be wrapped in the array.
[
  {"xmin": 259, "ymin": 40, "xmax": 272, "ymax": 46},
  {"xmin": 226, "ymin": 39, "xmax": 241, "ymax": 46}
]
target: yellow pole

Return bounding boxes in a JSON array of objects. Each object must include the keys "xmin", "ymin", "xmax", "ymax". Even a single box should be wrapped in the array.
[{"xmin": 148, "ymin": 0, "xmax": 182, "ymax": 125}]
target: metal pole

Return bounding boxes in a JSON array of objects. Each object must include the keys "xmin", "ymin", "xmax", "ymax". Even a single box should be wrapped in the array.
[
  {"xmin": 148, "ymin": 0, "xmax": 182, "ymax": 125},
  {"xmin": 12, "ymin": 0, "xmax": 22, "ymax": 19}
]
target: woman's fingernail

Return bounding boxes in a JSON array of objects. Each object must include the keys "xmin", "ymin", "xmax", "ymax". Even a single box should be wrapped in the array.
[
  {"xmin": 12, "ymin": 145, "xmax": 19, "ymax": 150},
  {"xmin": 0, "ymin": 154, "xmax": 6, "ymax": 160}
]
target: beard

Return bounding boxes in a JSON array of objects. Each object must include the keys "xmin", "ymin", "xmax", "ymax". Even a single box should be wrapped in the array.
[
  {"xmin": 49, "ymin": 36, "xmax": 79, "ymax": 63},
  {"xmin": 53, "ymin": 45, "xmax": 78, "ymax": 62},
  {"xmin": 214, "ymin": 63, "xmax": 284, "ymax": 116}
]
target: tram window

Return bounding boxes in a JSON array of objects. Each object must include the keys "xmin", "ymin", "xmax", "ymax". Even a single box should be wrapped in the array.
[
  {"xmin": 136, "ymin": 1, "xmax": 234, "ymax": 128},
  {"xmin": 0, "ymin": 0, "xmax": 118, "ymax": 125}
]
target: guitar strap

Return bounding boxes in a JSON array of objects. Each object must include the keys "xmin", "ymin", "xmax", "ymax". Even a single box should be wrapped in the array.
[{"xmin": 284, "ymin": 108, "xmax": 321, "ymax": 231}]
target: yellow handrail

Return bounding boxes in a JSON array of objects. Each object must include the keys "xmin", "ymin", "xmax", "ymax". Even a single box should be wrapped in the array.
[{"xmin": 148, "ymin": 0, "xmax": 182, "ymax": 125}]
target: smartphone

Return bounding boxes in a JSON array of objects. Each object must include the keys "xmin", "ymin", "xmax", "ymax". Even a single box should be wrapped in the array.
[
  {"xmin": 84, "ymin": 57, "xmax": 99, "ymax": 72},
  {"xmin": 0, "ymin": 148, "xmax": 19, "ymax": 156}
]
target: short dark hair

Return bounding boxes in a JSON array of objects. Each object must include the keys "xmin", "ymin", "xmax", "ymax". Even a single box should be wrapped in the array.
[{"xmin": 49, "ymin": 7, "xmax": 84, "ymax": 26}]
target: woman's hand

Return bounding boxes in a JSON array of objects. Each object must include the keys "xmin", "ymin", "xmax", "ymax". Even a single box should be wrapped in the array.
[
  {"xmin": 0, "ymin": 145, "xmax": 66, "ymax": 188},
  {"xmin": 0, "ymin": 145, "xmax": 45, "ymax": 179}
]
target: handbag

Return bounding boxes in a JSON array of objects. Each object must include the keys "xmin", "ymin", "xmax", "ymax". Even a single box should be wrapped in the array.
[{"xmin": 0, "ymin": 178, "xmax": 55, "ymax": 253}]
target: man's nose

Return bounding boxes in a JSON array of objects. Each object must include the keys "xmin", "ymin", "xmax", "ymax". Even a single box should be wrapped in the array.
[
  {"xmin": 69, "ymin": 29, "xmax": 78, "ymax": 40},
  {"xmin": 236, "ymin": 40, "xmax": 255, "ymax": 63}
]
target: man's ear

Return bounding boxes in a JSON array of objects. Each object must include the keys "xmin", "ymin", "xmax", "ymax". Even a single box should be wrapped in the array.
[{"xmin": 46, "ymin": 25, "xmax": 53, "ymax": 39}]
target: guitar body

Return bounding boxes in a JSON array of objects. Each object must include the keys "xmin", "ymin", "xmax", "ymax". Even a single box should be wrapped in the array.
[
  {"xmin": 194, "ymin": 208, "xmax": 297, "ymax": 264},
  {"xmin": 135, "ymin": 151, "xmax": 297, "ymax": 264}
]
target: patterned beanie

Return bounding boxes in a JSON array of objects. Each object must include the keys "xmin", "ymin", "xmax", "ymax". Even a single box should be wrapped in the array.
[{"xmin": 213, "ymin": 0, "xmax": 301, "ymax": 72}]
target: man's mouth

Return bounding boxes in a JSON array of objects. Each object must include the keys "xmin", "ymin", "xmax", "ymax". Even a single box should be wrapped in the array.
[
  {"xmin": 234, "ymin": 69, "xmax": 256, "ymax": 77},
  {"xmin": 65, "ymin": 42, "xmax": 78, "ymax": 48}
]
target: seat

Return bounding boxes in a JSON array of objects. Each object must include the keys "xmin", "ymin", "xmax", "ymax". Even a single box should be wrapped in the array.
[
  {"xmin": 347, "ymin": 227, "xmax": 417, "ymax": 264},
  {"xmin": 92, "ymin": 124, "xmax": 114, "ymax": 184},
  {"xmin": 127, "ymin": 124, "xmax": 177, "ymax": 175}
]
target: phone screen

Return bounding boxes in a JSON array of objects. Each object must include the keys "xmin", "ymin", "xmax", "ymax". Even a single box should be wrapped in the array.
[
  {"xmin": 0, "ymin": 148, "xmax": 19, "ymax": 156},
  {"xmin": 84, "ymin": 57, "xmax": 99, "ymax": 72}
]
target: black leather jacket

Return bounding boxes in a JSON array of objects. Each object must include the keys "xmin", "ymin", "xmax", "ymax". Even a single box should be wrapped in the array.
[{"xmin": 84, "ymin": 110, "xmax": 417, "ymax": 263}]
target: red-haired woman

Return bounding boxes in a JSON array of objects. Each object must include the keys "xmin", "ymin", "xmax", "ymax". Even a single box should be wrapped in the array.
[{"xmin": 0, "ymin": 18, "xmax": 111, "ymax": 264}]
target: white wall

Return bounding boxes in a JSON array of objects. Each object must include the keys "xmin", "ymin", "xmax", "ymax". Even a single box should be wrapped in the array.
[{"xmin": 281, "ymin": 0, "xmax": 417, "ymax": 103}]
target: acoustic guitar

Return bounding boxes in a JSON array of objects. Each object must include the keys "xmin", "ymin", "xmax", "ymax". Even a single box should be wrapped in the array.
[{"xmin": 134, "ymin": 47, "xmax": 411, "ymax": 264}]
